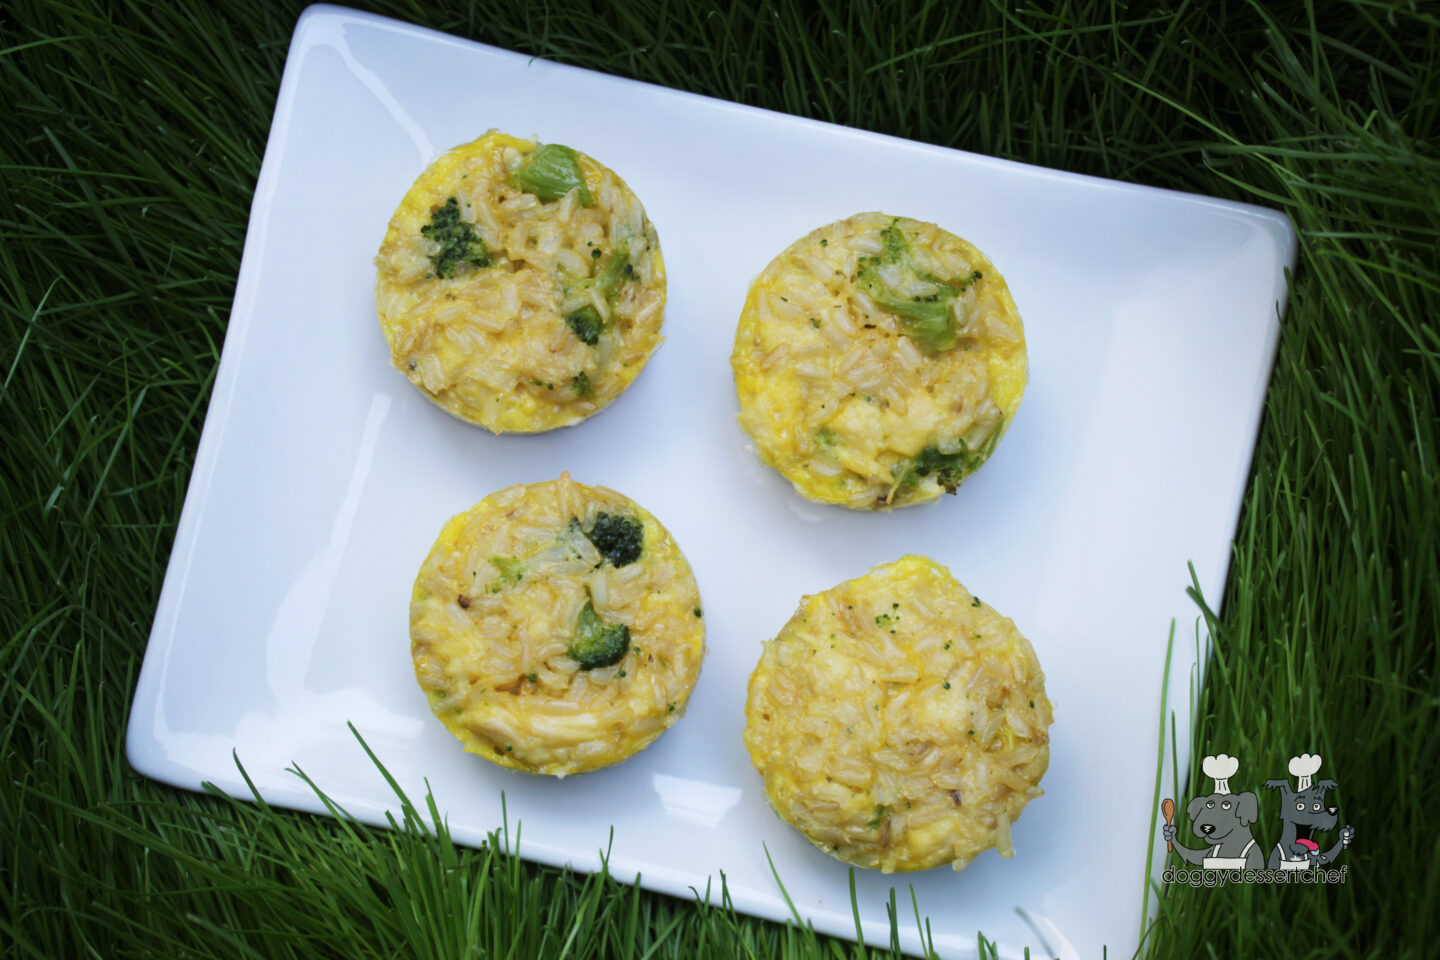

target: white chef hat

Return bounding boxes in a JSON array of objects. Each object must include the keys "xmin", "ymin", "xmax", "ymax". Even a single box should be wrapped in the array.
[
  {"xmin": 1289, "ymin": 754, "xmax": 1322, "ymax": 791},
  {"xmin": 1202, "ymin": 754, "xmax": 1240, "ymax": 794}
]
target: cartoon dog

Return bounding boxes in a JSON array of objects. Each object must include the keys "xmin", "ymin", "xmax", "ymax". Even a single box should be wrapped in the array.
[
  {"xmin": 1162, "ymin": 754, "xmax": 1265, "ymax": 869},
  {"xmin": 1264, "ymin": 754, "xmax": 1354, "ymax": 870}
]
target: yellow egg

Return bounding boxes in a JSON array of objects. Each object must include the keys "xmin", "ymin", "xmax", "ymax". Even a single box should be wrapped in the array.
[
  {"xmin": 732, "ymin": 213, "xmax": 1026, "ymax": 508},
  {"xmin": 410, "ymin": 474, "xmax": 704, "ymax": 776},
  {"xmin": 376, "ymin": 131, "xmax": 665, "ymax": 432},
  {"xmin": 743, "ymin": 555, "xmax": 1052, "ymax": 872}
]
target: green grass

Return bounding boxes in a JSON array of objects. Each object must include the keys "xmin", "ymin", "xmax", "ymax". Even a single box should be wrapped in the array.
[{"xmin": 2, "ymin": 1, "xmax": 1436, "ymax": 957}]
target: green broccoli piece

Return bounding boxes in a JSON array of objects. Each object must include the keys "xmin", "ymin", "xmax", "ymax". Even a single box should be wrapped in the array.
[
  {"xmin": 856, "ymin": 222, "xmax": 982, "ymax": 353},
  {"xmin": 571, "ymin": 370, "xmax": 594, "ymax": 398},
  {"xmin": 561, "ymin": 250, "xmax": 635, "ymax": 345},
  {"xmin": 592, "ymin": 249, "xmax": 630, "ymax": 301},
  {"xmin": 552, "ymin": 517, "xmax": 589, "ymax": 561},
  {"xmin": 565, "ymin": 305, "xmax": 603, "ymax": 345},
  {"xmin": 570, "ymin": 601, "xmax": 630, "ymax": 670},
  {"xmin": 891, "ymin": 433, "xmax": 1001, "ymax": 494},
  {"xmin": 487, "ymin": 555, "xmax": 526, "ymax": 592},
  {"xmin": 586, "ymin": 512, "xmax": 643, "ymax": 567},
  {"xmin": 878, "ymin": 290, "xmax": 959, "ymax": 351},
  {"xmin": 421, "ymin": 197, "xmax": 492, "ymax": 278},
  {"xmin": 514, "ymin": 143, "xmax": 594, "ymax": 206}
]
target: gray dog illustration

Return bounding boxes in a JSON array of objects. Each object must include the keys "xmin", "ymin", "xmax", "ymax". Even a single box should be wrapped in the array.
[
  {"xmin": 1265, "ymin": 754, "xmax": 1354, "ymax": 870},
  {"xmin": 1162, "ymin": 754, "xmax": 1265, "ymax": 869}
]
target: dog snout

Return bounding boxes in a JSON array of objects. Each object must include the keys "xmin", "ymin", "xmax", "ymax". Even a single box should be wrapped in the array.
[
  {"xmin": 1328, "ymin": 807, "xmax": 1336, "ymax": 815},
  {"xmin": 1199, "ymin": 824, "xmax": 1215, "ymax": 836}
]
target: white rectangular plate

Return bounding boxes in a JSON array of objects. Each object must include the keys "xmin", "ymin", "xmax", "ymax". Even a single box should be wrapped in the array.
[{"xmin": 127, "ymin": 6, "xmax": 1295, "ymax": 958}]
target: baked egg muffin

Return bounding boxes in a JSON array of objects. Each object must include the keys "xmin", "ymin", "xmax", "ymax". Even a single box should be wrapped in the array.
[
  {"xmin": 410, "ymin": 473, "xmax": 704, "ymax": 776},
  {"xmin": 732, "ymin": 212, "xmax": 1026, "ymax": 508},
  {"xmin": 376, "ymin": 131, "xmax": 665, "ymax": 432},
  {"xmin": 743, "ymin": 555, "xmax": 1052, "ymax": 872}
]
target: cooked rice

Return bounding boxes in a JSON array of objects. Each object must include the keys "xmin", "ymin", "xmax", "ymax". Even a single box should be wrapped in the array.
[
  {"xmin": 376, "ymin": 131, "xmax": 665, "ymax": 433},
  {"xmin": 411, "ymin": 473, "xmax": 704, "ymax": 776},
  {"xmin": 743, "ymin": 555, "xmax": 1052, "ymax": 872},
  {"xmin": 731, "ymin": 212, "xmax": 1027, "ymax": 508}
]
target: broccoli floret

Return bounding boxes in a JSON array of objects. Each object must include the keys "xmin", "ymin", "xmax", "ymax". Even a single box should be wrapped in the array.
[
  {"xmin": 421, "ymin": 197, "xmax": 492, "ymax": 278},
  {"xmin": 586, "ymin": 512, "xmax": 643, "ymax": 567},
  {"xmin": 856, "ymin": 222, "xmax": 982, "ymax": 353},
  {"xmin": 570, "ymin": 601, "xmax": 630, "ymax": 669},
  {"xmin": 571, "ymin": 370, "xmax": 594, "ymax": 398},
  {"xmin": 565, "ymin": 305, "xmax": 603, "ymax": 345},
  {"xmin": 891, "ymin": 433, "xmax": 1001, "ymax": 494},
  {"xmin": 487, "ymin": 555, "xmax": 526, "ymax": 593},
  {"xmin": 514, "ymin": 143, "xmax": 594, "ymax": 206},
  {"xmin": 561, "ymin": 250, "xmax": 634, "ymax": 345}
]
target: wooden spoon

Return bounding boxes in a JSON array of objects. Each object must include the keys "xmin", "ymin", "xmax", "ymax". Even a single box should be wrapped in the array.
[{"xmin": 1161, "ymin": 798, "xmax": 1175, "ymax": 851}]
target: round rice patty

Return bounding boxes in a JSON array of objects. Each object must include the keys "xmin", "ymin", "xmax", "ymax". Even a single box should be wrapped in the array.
[
  {"xmin": 410, "ymin": 474, "xmax": 704, "ymax": 776},
  {"xmin": 376, "ymin": 130, "xmax": 665, "ymax": 432},
  {"xmin": 743, "ymin": 555, "xmax": 1051, "ymax": 872},
  {"xmin": 731, "ymin": 212, "xmax": 1026, "ymax": 509}
]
